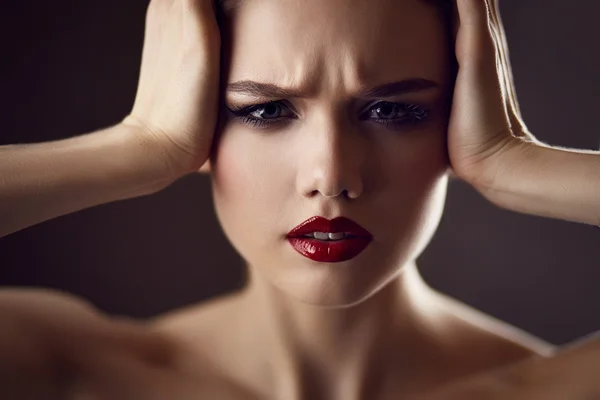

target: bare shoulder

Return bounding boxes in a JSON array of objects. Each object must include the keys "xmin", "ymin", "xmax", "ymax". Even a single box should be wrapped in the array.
[
  {"xmin": 150, "ymin": 291, "xmax": 244, "ymax": 329},
  {"xmin": 0, "ymin": 287, "xmax": 102, "ymax": 398},
  {"xmin": 436, "ymin": 291, "xmax": 558, "ymax": 366},
  {"xmin": 149, "ymin": 291, "xmax": 246, "ymax": 357},
  {"xmin": 146, "ymin": 292, "xmax": 260, "ymax": 399},
  {"xmin": 0, "ymin": 288, "xmax": 181, "ymax": 397},
  {"xmin": 0, "ymin": 287, "xmax": 162, "ymax": 350},
  {"xmin": 0, "ymin": 286, "xmax": 114, "ymax": 352},
  {"xmin": 0, "ymin": 288, "xmax": 261, "ymax": 399},
  {"xmin": 0, "ymin": 287, "xmax": 99, "ymax": 317},
  {"xmin": 149, "ymin": 292, "xmax": 254, "ymax": 371}
]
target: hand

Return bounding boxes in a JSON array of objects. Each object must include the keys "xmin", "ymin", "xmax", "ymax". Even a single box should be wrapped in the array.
[
  {"xmin": 424, "ymin": 334, "xmax": 600, "ymax": 399},
  {"xmin": 122, "ymin": 0, "xmax": 221, "ymax": 178},
  {"xmin": 447, "ymin": 0, "xmax": 600, "ymax": 225},
  {"xmin": 447, "ymin": 0, "xmax": 539, "ymax": 187}
]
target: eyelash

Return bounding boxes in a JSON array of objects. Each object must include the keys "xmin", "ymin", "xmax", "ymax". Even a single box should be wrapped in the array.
[{"xmin": 226, "ymin": 101, "xmax": 431, "ymax": 130}]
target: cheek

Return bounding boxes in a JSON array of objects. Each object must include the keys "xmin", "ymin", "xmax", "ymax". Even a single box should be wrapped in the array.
[
  {"xmin": 211, "ymin": 134, "xmax": 257, "ymax": 257},
  {"xmin": 384, "ymin": 121, "xmax": 448, "ymax": 182},
  {"xmin": 211, "ymin": 132, "xmax": 247, "ymax": 207},
  {"xmin": 378, "ymin": 127, "xmax": 449, "ymax": 255},
  {"xmin": 396, "ymin": 130, "xmax": 447, "ymax": 209},
  {"xmin": 211, "ymin": 129, "xmax": 288, "ymax": 249},
  {"xmin": 212, "ymin": 128, "xmax": 272, "ymax": 200}
]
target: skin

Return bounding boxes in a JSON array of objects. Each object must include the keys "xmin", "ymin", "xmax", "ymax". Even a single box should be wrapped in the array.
[
  {"xmin": 213, "ymin": 0, "xmax": 452, "ymax": 309},
  {"xmin": 153, "ymin": 0, "xmax": 556, "ymax": 398},
  {"xmin": 2, "ymin": 0, "xmax": 600, "ymax": 398}
]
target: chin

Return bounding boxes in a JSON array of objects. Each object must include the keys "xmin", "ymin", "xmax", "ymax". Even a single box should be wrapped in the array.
[
  {"xmin": 226, "ymin": 178, "xmax": 449, "ymax": 308},
  {"xmin": 252, "ymin": 243, "xmax": 409, "ymax": 308}
]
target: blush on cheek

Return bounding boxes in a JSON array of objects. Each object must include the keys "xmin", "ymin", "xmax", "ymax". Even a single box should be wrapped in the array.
[
  {"xmin": 211, "ymin": 147, "xmax": 256, "ymax": 249},
  {"xmin": 212, "ymin": 148, "xmax": 250, "ymax": 202}
]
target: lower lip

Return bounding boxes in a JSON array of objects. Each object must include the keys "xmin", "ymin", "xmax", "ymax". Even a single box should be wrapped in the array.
[{"xmin": 287, "ymin": 237, "xmax": 372, "ymax": 263}]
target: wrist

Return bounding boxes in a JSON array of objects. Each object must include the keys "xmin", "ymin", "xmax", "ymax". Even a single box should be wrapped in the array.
[
  {"xmin": 0, "ymin": 125, "xmax": 182, "ymax": 237},
  {"xmin": 105, "ymin": 123, "xmax": 181, "ymax": 197},
  {"xmin": 469, "ymin": 138, "xmax": 600, "ymax": 225},
  {"xmin": 463, "ymin": 137, "xmax": 534, "ymax": 192},
  {"xmin": 120, "ymin": 115, "xmax": 202, "ymax": 181}
]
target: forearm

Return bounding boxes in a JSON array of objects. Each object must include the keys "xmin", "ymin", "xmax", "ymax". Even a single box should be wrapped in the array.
[
  {"xmin": 0, "ymin": 124, "xmax": 176, "ymax": 237},
  {"xmin": 475, "ymin": 140, "xmax": 600, "ymax": 226}
]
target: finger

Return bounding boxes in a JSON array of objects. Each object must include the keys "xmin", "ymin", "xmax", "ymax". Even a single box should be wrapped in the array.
[
  {"xmin": 486, "ymin": 1, "xmax": 522, "ymax": 125},
  {"xmin": 179, "ymin": 0, "xmax": 221, "ymax": 49},
  {"xmin": 487, "ymin": 2, "xmax": 518, "ymax": 108},
  {"xmin": 486, "ymin": 1, "xmax": 537, "ymax": 142},
  {"xmin": 484, "ymin": 1, "xmax": 521, "ymax": 131},
  {"xmin": 453, "ymin": 0, "xmax": 509, "ymax": 135},
  {"xmin": 455, "ymin": 0, "xmax": 497, "ymax": 67}
]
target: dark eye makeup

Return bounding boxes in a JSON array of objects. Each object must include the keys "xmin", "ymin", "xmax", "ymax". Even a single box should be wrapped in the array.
[{"xmin": 225, "ymin": 100, "xmax": 431, "ymax": 130}]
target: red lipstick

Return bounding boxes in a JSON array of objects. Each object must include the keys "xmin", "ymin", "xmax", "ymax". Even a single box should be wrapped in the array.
[{"xmin": 286, "ymin": 216, "xmax": 373, "ymax": 263}]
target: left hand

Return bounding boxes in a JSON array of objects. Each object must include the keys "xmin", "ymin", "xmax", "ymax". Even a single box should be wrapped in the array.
[
  {"xmin": 447, "ymin": 0, "xmax": 538, "ymax": 187},
  {"xmin": 423, "ymin": 333, "xmax": 600, "ymax": 399}
]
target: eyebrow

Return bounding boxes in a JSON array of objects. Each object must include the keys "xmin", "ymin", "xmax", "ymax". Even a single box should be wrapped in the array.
[{"xmin": 226, "ymin": 78, "xmax": 438, "ymax": 99}]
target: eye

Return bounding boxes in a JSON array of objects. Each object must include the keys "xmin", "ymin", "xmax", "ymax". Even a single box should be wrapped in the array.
[
  {"xmin": 226, "ymin": 100, "xmax": 430, "ymax": 130},
  {"xmin": 362, "ymin": 101, "xmax": 430, "ymax": 129},
  {"xmin": 370, "ymin": 102, "xmax": 404, "ymax": 119},
  {"xmin": 226, "ymin": 101, "xmax": 295, "ymax": 129},
  {"xmin": 248, "ymin": 102, "xmax": 287, "ymax": 119}
]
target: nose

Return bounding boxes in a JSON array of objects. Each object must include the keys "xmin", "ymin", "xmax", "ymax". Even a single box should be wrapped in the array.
[{"xmin": 297, "ymin": 115, "xmax": 365, "ymax": 200}]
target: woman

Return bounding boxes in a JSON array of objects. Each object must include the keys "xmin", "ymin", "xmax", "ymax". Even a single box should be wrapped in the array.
[{"xmin": 1, "ymin": 0, "xmax": 599, "ymax": 398}]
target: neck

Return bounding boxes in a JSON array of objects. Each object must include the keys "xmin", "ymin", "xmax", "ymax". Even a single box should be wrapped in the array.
[{"xmin": 239, "ymin": 261, "xmax": 447, "ymax": 400}]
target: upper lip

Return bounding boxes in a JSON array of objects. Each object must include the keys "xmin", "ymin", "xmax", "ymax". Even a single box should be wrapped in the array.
[{"xmin": 287, "ymin": 216, "xmax": 373, "ymax": 239}]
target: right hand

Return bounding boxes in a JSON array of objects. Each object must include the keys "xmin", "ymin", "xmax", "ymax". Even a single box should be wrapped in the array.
[{"xmin": 122, "ymin": 0, "xmax": 221, "ymax": 178}]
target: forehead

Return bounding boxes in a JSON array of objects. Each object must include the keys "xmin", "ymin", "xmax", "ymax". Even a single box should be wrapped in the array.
[{"xmin": 223, "ymin": 0, "xmax": 449, "ymax": 95}]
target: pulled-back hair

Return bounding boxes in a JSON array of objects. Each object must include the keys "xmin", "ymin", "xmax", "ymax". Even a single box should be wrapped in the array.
[
  {"xmin": 423, "ymin": 0, "xmax": 453, "ymax": 18},
  {"xmin": 215, "ymin": 0, "xmax": 453, "ymax": 27}
]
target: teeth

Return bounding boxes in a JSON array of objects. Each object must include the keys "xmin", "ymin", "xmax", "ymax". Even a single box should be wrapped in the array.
[
  {"xmin": 314, "ymin": 232, "xmax": 329, "ymax": 240},
  {"xmin": 328, "ymin": 232, "xmax": 346, "ymax": 240},
  {"xmin": 304, "ymin": 232, "xmax": 349, "ymax": 240}
]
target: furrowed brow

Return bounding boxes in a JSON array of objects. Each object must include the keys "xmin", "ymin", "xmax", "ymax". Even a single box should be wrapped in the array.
[
  {"xmin": 226, "ymin": 78, "xmax": 438, "ymax": 99},
  {"xmin": 359, "ymin": 79, "xmax": 439, "ymax": 98},
  {"xmin": 226, "ymin": 81, "xmax": 304, "ymax": 98}
]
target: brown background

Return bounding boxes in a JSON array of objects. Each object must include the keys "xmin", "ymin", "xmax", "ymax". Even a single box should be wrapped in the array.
[{"xmin": 0, "ymin": 0, "xmax": 598, "ymax": 346}]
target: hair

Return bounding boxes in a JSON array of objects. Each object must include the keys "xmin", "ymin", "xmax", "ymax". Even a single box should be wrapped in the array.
[
  {"xmin": 215, "ymin": 0, "xmax": 453, "ymax": 28},
  {"xmin": 422, "ymin": 0, "xmax": 453, "ymax": 33},
  {"xmin": 423, "ymin": 0, "xmax": 453, "ymax": 17}
]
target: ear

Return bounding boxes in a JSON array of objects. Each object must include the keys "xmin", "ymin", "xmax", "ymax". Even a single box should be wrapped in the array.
[{"xmin": 197, "ymin": 159, "xmax": 211, "ymax": 174}]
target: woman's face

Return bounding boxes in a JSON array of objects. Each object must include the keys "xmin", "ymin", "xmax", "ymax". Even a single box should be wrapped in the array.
[{"xmin": 210, "ymin": 0, "xmax": 452, "ymax": 307}]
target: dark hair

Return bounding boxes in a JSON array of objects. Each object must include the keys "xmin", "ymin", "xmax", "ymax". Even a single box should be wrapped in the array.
[
  {"xmin": 215, "ymin": 0, "xmax": 453, "ymax": 28},
  {"xmin": 418, "ymin": 0, "xmax": 454, "ymax": 44},
  {"xmin": 423, "ymin": 0, "xmax": 453, "ymax": 17}
]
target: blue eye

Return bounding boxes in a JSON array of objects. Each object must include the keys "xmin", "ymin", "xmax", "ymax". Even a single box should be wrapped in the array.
[
  {"xmin": 363, "ymin": 101, "xmax": 430, "ymax": 129},
  {"xmin": 226, "ymin": 100, "xmax": 430, "ymax": 130},
  {"xmin": 248, "ymin": 102, "xmax": 287, "ymax": 119},
  {"xmin": 226, "ymin": 102, "xmax": 294, "ymax": 129},
  {"xmin": 371, "ymin": 102, "xmax": 403, "ymax": 119}
]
